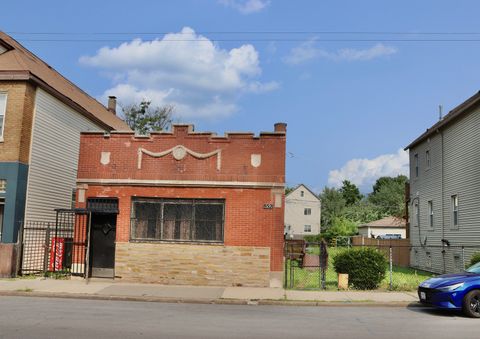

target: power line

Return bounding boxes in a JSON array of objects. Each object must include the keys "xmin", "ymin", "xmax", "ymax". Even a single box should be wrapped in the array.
[
  {"xmin": 10, "ymin": 38, "xmax": 480, "ymax": 43},
  {"xmin": 8, "ymin": 31, "xmax": 480, "ymax": 35},
  {"xmin": 8, "ymin": 30, "xmax": 480, "ymax": 43}
]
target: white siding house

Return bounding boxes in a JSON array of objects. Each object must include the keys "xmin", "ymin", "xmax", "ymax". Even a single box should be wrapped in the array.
[
  {"xmin": 0, "ymin": 30, "xmax": 129, "ymax": 245},
  {"xmin": 24, "ymin": 89, "xmax": 104, "ymax": 222},
  {"xmin": 358, "ymin": 216, "xmax": 406, "ymax": 239},
  {"xmin": 285, "ymin": 184, "xmax": 321, "ymax": 239}
]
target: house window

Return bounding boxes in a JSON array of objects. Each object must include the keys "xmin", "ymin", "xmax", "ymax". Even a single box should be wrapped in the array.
[
  {"xmin": 131, "ymin": 198, "xmax": 224, "ymax": 242},
  {"xmin": 0, "ymin": 179, "xmax": 5, "ymax": 193},
  {"xmin": 414, "ymin": 154, "xmax": 419, "ymax": 177},
  {"xmin": 0, "ymin": 93, "xmax": 7, "ymax": 140},
  {"xmin": 300, "ymin": 191, "xmax": 304, "ymax": 197},
  {"xmin": 428, "ymin": 200, "xmax": 433, "ymax": 228},
  {"xmin": 452, "ymin": 195, "xmax": 459, "ymax": 228},
  {"xmin": 304, "ymin": 225, "xmax": 311, "ymax": 232},
  {"xmin": 304, "ymin": 208, "xmax": 311, "ymax": 215},
  {"xmin": 414, "ymin": 201, "xmax": 419, "ymax": 227},
  {"xmin": 425, "ymin": 150, "xmax": 430, "ymax": 169}
]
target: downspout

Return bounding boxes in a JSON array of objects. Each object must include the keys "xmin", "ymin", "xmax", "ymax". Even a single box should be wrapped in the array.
[
  {"xmin": 404, "ymin": 181, "xmax": 410, "ymax": 239},
  {"xmin": 439, "ymin": 128, "xmax": 446, "ymax": 273}
]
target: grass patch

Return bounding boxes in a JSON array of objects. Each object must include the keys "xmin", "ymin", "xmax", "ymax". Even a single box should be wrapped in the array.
[
  {"xmin": 286, "ymin": 247, "xmax": 435, "ymax": 291},
  {"xmin": 16, "ymin": 288, "xmax": 34, "ymax": 293},
  {"xmin": 15, "ymin": 274, "xmax": 40, "ymax": 280},
  {"xmin": 43, "ymin": 271, "xmax": 71, "ymax": 280}
]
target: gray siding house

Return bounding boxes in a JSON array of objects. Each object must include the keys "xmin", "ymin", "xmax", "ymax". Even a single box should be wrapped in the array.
[{"xmin": 405, "ymin": 92, "xmax": 480, "ymax": 274}]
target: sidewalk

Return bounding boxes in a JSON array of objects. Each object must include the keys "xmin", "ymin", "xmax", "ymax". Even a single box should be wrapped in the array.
[{"xmin": 0, "ymin": 278, "xmax": 419, "ymax": 306}]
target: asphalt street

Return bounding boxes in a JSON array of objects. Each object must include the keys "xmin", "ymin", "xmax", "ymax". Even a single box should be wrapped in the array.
[{"xmin": 0, "ymin": 296, "xmax": 478, "ymax": 339}]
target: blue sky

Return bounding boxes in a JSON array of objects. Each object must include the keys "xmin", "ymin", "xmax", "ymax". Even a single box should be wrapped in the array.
[{"xmin": 3, "ymin": 0, "xmax": 480, "ymax": 192}]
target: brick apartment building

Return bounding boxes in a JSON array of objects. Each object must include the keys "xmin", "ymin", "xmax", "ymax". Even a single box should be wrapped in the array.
[{"xmin": 75, "ymin": 123, "xmax": 287, "ymax": 287}]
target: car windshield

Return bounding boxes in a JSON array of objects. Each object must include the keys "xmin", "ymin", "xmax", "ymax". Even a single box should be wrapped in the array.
[{"xmin": 465, "ymin": 262, "xmax": 480, "ymax": 274}]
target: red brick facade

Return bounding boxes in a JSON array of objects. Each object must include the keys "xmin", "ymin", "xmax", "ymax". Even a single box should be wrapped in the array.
[{"xmin": 76, "ymin": 123, "xmax": 286, "ymax": 286}]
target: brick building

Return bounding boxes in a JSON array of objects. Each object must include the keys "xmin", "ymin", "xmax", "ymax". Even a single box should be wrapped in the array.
[{"xmin": 75, "ymin": 123, "xmax": 287, "ymax": 287}]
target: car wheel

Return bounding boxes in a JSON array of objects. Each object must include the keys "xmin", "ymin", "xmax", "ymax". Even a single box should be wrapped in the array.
[{"xmin": 462, "ymin": 290, "xmax": 480, "ymax": 318}]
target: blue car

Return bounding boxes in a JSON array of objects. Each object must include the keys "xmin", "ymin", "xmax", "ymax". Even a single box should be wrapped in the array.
[{"xmin": 418, "ymin": 262, "xmax": 480, "ymax": 317}]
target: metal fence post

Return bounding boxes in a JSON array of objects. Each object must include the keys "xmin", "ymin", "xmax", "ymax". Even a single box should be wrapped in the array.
[
  {"xmin": 290, "ymin": 263, "xmax": 294, "ymax": 289},
  {"xmin": 389, "ymin": 246, "xmax": 393, "ymax": 291},
  {"xmin": 43, "ymin": 225, "xmax": 51, "ymax": 276}
]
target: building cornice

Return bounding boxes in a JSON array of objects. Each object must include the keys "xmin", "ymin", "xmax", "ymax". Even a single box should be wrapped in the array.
[{"xmin": 77, "ymin": 178, "xmax": 285, "ymax": 189}]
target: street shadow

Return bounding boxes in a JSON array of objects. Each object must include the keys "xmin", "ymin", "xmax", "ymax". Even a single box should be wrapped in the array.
[{"xmin": 406, "ymin": 303, "xmax": 466, "ymax": 318}]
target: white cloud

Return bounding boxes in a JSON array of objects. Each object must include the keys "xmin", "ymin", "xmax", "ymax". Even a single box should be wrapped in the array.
[
  {"xmin": 336, "ymin": 44, "xmax": 398, "ymax": 61},
  {"xmin": 80, "ymin": 27, "xmax": 277, "ymax": 120},
  {"xmin": 219, "ymin": 0, "xmax": 270, "ymax": 14},
  {"xmin": 283, "ymin": 39, "xmax": 397, "ymax": 65},
  {"xmin": 328, "ymin": 149, "xmax": 409, "ymax": 190}
]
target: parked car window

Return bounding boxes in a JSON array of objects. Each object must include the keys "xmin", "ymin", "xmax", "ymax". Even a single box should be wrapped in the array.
[{"xmin": 466, "ymin": 262, "xmax": 480, "ymax": 274}]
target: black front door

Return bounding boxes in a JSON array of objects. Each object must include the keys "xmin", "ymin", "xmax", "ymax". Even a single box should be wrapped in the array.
[{"xmin": 90, "ymin": 213, "xmax": 116, "ymax": 278}]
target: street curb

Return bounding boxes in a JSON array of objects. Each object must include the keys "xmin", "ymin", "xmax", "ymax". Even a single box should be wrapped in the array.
[{"xmin": 0, "ymin": 291, "xmax": 420, "ymax": 308}]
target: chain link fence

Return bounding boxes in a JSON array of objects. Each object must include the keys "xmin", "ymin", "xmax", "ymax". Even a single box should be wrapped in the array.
[{"xmin": 284, "ymin": 237, "xmax": 480, "ymax": 291}]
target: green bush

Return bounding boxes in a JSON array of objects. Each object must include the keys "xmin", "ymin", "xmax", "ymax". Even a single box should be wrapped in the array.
[
  {"xmin": 333, "ymin": 247, "xmax": 387, "ymax": 290},
  {"xmin": 304, "ymin": 234, "xmax": 323, "ymax": 242},
  {"xmin": 469, "ymin": 252, "xmax": 480, "ymax": 267}
]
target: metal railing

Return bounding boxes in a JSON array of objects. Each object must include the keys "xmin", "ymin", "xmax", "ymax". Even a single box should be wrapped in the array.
[{"xmin": 284, "ymin": 239, "xmax": 480, "ymax": 291}]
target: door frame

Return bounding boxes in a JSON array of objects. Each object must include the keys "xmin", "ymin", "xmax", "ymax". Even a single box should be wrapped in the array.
[
  {"xmin": 86, "ymin": 198, "xmax": 119, "ymax": 279},
  {"xmin": 89, "ymin": 212, "xmax": 117, "ymax": 278}
]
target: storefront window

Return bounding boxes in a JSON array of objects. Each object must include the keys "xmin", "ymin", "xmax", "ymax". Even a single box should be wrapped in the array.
[{"xmin": 131, "ymin": 199, "xmax": 224, "ymax": 243}]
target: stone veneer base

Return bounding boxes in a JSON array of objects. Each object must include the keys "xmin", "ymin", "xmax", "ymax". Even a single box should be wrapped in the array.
[{"xmin": 114, "ymin": 242, "xmax": 272, "ymax": 287}]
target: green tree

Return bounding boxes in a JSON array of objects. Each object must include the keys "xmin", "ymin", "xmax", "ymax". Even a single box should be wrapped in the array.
[
  {"xmin": 339, "ymin": 180, "xmax": 362, "ymax": 206},
  {"xmin": 323, "ymin": 217, "xmax": 358, "ymax": 241},
  {"xmin": 123, "ymin": 100, "xmax": 173, "ymax": 135},
  {"xmin": 369, "ymin": 175, "xmax": 408, "ymax": 217},
  {"xmin": 342, "ymin": 200, "xmax": 387, "ymax": 224},
  {"xmin": 372, "ymin": 175, "xmax": 408, "ymax": 194},
  {"xmin": 285, "ymin": 186, "xmax": 295, "ymax": 195},
  {"xmin": 320, "ymin": 187, "xmax": 346, "ymax": 229}
]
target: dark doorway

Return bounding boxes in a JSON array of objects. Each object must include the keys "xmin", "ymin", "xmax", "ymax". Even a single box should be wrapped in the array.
[
  {"xmin": 89, "ymin": 213, "xmax": 117, "ymax": 278},
  {"xmin": 87, "ymin": 198, "xmax": 119, "ymax": 279}
]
